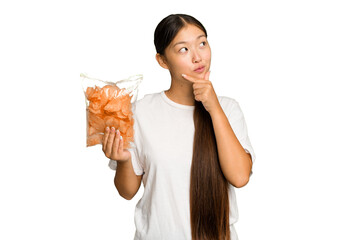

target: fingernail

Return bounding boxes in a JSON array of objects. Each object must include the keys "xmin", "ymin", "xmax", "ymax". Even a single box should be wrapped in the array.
[
  {"xmin": 106, "ymin": 127, "xmax": 109, "ymax": 131},
  {"xmin": 120, "ymin": 135, "xmax": 123, "ymax": 140},
  {"xmin": 182, "ymin": 74, "xmax": 186, "ymax": 77},
  {"xmin": 111, "ymin": 127, "xmax": 115, "ymax": 132}
]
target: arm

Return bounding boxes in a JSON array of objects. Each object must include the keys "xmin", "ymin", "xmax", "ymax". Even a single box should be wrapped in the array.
[
  {"xmin": 102, "ymin": 127, "xmax": 142, "ymax": 200},
  {"xmin": 180, "ymin": 72, "xmax": 252, "ymax": 187},
  {"xmin": 210, "ymin": 107, "xmax": 253, "ymax": 188},
  {"xmin": 114, "ymin": 156, "xmax": 143, "ymax": 200}
]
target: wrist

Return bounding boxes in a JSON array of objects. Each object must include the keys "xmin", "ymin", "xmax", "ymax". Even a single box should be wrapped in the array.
[
  {"xmin": 116, "ymin": 154, "xmax": 131, "ymax": 164},
  {"xmin": 209, "ymin": 104, "xmax": 223, "ymax": 117}
]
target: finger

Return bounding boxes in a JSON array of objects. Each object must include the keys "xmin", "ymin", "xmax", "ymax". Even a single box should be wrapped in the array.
[
  {"xmin": 193, "ymin": 88, "xmax": 204, "ymax": 96},
  {"xmin": 192, "ymin": 82, "xmax": 212, "ymax": 90},
  {"xmin": 102, "ymin": 126, "xmax": 110, "ymax": 151},
  {"xmin": 181, "ymin": 74, "xmax": 198, "ymax": 83},
  {"xmin": 112, "ymin": 129, "xmax": 120, "ymax": 155},
  {"xmin": 106, "ymin": 127, "xmax": 116, "ymax": 157},
  {"xmin": 117, "ymin": 133, "xmax": 124, "ymax": 154},
  {"xmin": 192, "ymin": 80, "xmax": 211, "ymax": 84}
]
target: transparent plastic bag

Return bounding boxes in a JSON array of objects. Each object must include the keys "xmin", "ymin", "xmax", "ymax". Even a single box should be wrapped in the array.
[{"xmin": 80, "ymin": 73, "xmax": 143, "ymax": 148}]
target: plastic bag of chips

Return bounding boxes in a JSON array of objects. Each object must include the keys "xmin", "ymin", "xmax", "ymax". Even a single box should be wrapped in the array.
[{"xmin": 80, "ymin": 73, "xmax": 142, "ymax": 148}]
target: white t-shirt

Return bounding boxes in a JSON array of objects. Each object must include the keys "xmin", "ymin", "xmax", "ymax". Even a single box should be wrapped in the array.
[{"xmin": 109, "ymin": 90, "xmax": 256, "ymax": 240}]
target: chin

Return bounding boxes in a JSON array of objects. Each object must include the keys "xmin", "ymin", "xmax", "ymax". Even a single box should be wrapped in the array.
[{"xmin": 196, "ymin": 72, "xmax": 207, "ymax": 79}]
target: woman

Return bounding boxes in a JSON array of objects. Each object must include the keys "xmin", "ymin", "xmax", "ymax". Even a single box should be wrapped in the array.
[{"xmin": 104, "ymin": 14, "xmax": 256, "ymax": 240}]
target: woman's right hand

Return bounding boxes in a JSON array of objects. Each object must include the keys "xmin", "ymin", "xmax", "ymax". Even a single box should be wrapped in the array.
[{"xmin": 102, "ymin": 126, "xmax": 131, "ymax": 162}]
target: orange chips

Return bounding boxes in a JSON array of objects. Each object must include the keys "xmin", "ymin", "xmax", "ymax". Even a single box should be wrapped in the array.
[{"xmin": 85, "ymin": 85, "xmax": 134, "ymax": 148}]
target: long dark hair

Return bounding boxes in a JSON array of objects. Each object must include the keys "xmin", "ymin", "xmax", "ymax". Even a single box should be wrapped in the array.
[{"xmin": 154, "ymin": 14, "xmax": 230, "ymax": 240}]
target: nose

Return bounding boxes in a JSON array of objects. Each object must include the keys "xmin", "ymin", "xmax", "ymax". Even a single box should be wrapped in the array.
[{"xmin": 192, "ymin": 49, "xmax": 202, "ymax": 63}]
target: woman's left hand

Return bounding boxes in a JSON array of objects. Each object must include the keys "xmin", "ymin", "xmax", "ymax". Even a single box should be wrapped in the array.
[{"xmin": 182, "ymin": 71, "xmax": 222, "ymax": 115}]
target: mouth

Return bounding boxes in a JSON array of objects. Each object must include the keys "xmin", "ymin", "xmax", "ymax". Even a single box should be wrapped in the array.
[{"xmin": 194, "ymin": 66, "xmax": 205, "ymax": 73}]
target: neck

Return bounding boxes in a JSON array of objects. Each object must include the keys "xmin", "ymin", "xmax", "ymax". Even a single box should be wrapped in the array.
[{"xmin": 165, "ymin": 77, "xmax": 195, "ymax": 106}]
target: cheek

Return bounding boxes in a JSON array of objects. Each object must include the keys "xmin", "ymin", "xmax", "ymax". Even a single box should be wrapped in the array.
[
  {"xmin": 174, "ymin": 58, "xmax": 190, "ymax": 71},
  {"xmin": 204, "ymin": 49, "xmax": 211, "ymax": 61},
  {"xmin": 167, "ymin": 57, "xmax": 189, "ymax": 74}
]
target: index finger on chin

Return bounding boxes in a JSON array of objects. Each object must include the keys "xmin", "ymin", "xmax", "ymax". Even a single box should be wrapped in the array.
[{"xmin": 182, "ymin": 74, "xmax": 196, "ymax": 83}]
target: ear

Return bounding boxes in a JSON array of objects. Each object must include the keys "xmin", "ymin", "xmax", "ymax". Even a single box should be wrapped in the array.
[{"xmin": 155, "ymin": 53, "xmax": 169, "ymax": 70}]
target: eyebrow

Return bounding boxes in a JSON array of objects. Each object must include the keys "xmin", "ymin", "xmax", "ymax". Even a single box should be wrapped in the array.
[{"xmin": 172, "ymin": 34, "xmax": 206, "ymax": 48}]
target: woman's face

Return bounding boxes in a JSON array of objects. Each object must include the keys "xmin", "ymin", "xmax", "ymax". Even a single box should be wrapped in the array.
[{"xmin": 161, "ymin": 24, "xmax": 211, "ymax": 80}]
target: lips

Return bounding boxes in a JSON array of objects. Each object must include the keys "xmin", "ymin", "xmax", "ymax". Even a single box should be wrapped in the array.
[{"xmin": 194, "ymin": 66, "xmax": 205, "ymax": 73}]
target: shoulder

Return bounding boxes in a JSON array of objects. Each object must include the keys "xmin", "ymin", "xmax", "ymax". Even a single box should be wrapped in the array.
[
  {"xmin": 131, "ymin": 91, "xmax": 162, "ymax": 113},
  {"xmin": 218, "ymin": 95, "xmax": 241, "ymax": 111},
  {"xmin": 218, "ymin": 95, "xmax": 237, "ymax": 105},
  {"xmin": 218, "ymin": 95, "xmax": 244, "ymax": 119}
]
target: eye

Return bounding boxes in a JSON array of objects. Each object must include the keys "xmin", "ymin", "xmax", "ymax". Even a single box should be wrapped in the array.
[
  {"xmin": 200, "ymin": 41, "xmax": 206, "ymax": 47},
  {"xmin": 179, "ymin": 47, "xmax": 188, "ymax": 53}
]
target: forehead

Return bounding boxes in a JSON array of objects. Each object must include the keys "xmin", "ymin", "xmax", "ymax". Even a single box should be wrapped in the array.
[{"xmin": 171, "ymin": 24, "xmax": 206, "ymax": 44}]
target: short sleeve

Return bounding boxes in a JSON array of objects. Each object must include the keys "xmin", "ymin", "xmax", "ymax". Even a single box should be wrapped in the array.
[
  {"xmin": 108, "ymin": 146, "xmax": 144, "ymax": 175},
  {"xmin": 227, "ymin": 99, "xmax": 256, "ymax": 176}
]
